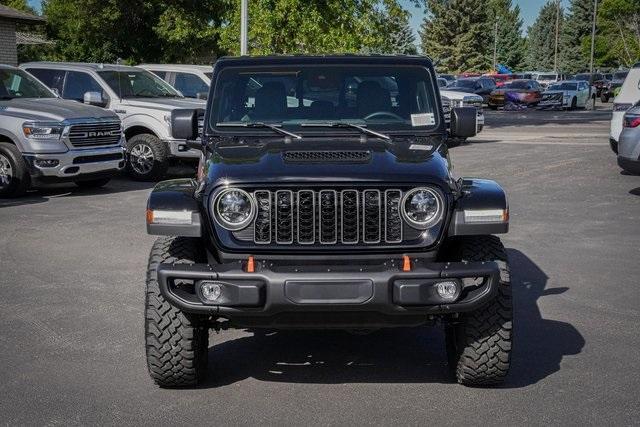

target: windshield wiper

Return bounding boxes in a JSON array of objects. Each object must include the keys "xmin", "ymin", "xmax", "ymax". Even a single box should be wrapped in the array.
[
  {"xmin": 216, "ymin": 122, "xmax": 302, "ymax": 139},
  {"xmin": 301, "ymin": 122, "xmax": 390, "ymax": 140}
]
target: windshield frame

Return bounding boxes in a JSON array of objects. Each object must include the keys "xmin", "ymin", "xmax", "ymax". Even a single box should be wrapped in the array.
[
  {"xmin": 205, "ymin": 63, "xmax": 443, "ymax": 138},
  {"xmin": 97, "ymin": 69, "xmax": 182, "ymax": 99},
  {"xmin": 0, "ymin": 68, "xmax": 56, "ymax": 100}
]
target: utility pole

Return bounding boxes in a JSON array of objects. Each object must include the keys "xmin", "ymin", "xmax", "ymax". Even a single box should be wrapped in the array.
[
  {"xmin": 493, "ymin": 19, "xmax": 498, "ymax": 71},
  {"xmin": 589, "ymin": 0, "xmax": 598, "ymax": 108},
  {"xmin": 554, "ymin": 0, "xmax": 560, "ymax": 74},
  {"xmin": 240, "ymin": 0, "xmax": 248, "ymax": 55}
]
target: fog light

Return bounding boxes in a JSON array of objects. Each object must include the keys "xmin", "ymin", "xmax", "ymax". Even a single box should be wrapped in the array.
[
  {"xmin": 436, "ymin": 281, "xmax": 460, "ymax": 301},
  {"xmin": 34, "ymin": 159, "xmax": 59, "ymax": 168},
  {"xmin": 200, "ymin": 282, "xmax": 223, "ymax": 302}
]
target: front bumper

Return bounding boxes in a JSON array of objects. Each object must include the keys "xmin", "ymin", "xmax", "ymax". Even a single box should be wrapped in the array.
[
  {"xmin": 23, "ymin": 145, "xmax": 125, "ymax": 180},
  {"xmin": 165, "ymin": 139, "xmax": 201, "ymax": 160},
  {"xmin": 157, "ymin": 258, "xmax": 501, "ymax": 328}
]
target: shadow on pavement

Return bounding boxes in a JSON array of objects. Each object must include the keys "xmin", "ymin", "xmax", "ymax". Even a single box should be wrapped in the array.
[
  {"xmin": 629, "ymin": 187, "xmax": 640, "ymax": 196},
  {"xmin": 199, "ymin": 248, "xmax": 584, "ymax": 389},
  {"xmin": 482, "ymin": 107, "xmax": 611, "ymax": 130}
]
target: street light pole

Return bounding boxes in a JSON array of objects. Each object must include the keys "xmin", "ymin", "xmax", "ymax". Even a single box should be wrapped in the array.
[
  {"xmin": 554, "ymin": 0, "xmax": 560, "ymax": 74},
  {"xmin": 240, "ymin": 0, "xmax": 248, "ymax": 55},
  {"xmin": 589, "ymin": 0, "xmax": 598, "ymax": 108},
  {"xmin": 493, "ymin": 19, "xmax": 498, "ymax": 71}
]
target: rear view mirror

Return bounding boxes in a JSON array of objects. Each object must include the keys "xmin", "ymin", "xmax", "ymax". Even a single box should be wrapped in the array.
[
  {"xmin": 172, "ymin": 109, "xmax": 201, "ymax": 140},
  {"xmin": 450, "ymin": 107, "xmax": 477, "ymax": 138},
  {"xmin": 83, "ymin": 91, "xmax": 107, "ymax": 108}
]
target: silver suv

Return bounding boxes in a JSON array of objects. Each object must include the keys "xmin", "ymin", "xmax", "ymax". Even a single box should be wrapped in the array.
[
  {"xmin": 21, "ymin": 62, "xmax": 206, "ymax": 181},
  {"xmin": 0, "ymin": 65, "xmax": 124, "ymax": 197}
]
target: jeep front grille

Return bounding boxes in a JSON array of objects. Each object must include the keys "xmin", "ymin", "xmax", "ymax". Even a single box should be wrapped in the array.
[
  {"xmin": 68, "ymin": 121, "xmax": 122, "ymax": 148},
  {"xmin": 250, "ymin": 189, "xmax": 404, "ymax": 245}
]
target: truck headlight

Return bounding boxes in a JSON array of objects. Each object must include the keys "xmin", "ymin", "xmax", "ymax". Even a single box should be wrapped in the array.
[
  {"xmin": 401, "ymin": 187, "xmax": 443, "ymax": 229},
  {"xmin": 213, "ymin": 188, "xmax": 255, "ymax": 230},
  {"xmin": 22, "ymin": 123, "xmax": 64, "ymax": 140}
]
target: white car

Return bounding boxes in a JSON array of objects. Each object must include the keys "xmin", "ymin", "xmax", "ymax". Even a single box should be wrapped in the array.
[
  {"xmin": 543, "ymin": 80, "xmax": 591, "ymax": 109},
  {"xmin": 610, "ymin": 64, "xmax": 640, "ymax": 153},
  {"xmin": 138, "ymin": 64, "xmax": 212, "ymax": 99},
  {"xmin": 440, "ymin": 89, "xmax": 485, "ymax": 145},
  {"xmin": 535, "ymin": 72, "xmax": 559, "ymax": 89}
]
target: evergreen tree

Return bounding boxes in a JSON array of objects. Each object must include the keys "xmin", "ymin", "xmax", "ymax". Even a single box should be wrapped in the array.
[
  {"xmin": 560, "ymin": 0, "xmax": 595, "ymax": 73},
  {"xmin": 384, "ymin": 7, "xmax": 418, "ymax": 54},
  {"xmin": 420, "ymin": 0, "xmax": 491, "ymax": 73},
  {"xmin": 488, "ymin": 0, "xmax": 526, "ymax": 70},
  {"xmin": 525, "ymin": 1, "xmax": 563, "ymax": 71}
]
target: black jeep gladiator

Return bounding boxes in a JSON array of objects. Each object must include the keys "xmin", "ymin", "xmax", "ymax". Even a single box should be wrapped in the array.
[{"xmin": 144, "ymin": 55, "xmax": 512, "ymax": 387}]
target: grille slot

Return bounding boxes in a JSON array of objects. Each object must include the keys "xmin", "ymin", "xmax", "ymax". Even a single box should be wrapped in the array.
[
  {"xmin": 247, "ymin": 189, "xmax": 405, "ymax": 245},
  {"xmin": 283, "ymin": 150, "xmax": 371, "ymax": 163},
  {"xmin": 68, "ymin": 122, "xmax": 122, "ymax": 148}
]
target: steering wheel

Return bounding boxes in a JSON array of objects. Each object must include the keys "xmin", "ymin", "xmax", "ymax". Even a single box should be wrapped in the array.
[{"xmin": 363, "ymin": 111, "xmax": 404, "ymax": 121}]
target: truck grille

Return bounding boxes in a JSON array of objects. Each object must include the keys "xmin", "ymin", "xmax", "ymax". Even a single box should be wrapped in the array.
[
  {"xmin": 251, "ymin": 189, "xmax": 404, "ymax": 245},
  {"xmin": 68, "ymin": 122, "xmax": 122, "ymax": 148}
]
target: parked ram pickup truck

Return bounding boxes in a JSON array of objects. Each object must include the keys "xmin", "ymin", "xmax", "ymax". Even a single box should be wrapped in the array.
[
  {"xmin": 21, "ymin": 62, "xmax": 206, "ymax": 181},
  {"xmin": 0, "ymin": 65, "xmax": 124, "ymax": 197},
  {"xmin": 144, "ymin": 55, "xmax": 513, "ymax": 388}
]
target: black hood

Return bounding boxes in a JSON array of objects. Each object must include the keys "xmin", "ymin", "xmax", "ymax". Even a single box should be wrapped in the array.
[{"xmin": 203, "ymin": 135, "xmax": 454, "ymax": 189}]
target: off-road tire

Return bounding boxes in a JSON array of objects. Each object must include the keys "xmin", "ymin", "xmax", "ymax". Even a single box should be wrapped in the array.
[
  {"xmin": 444, "ymin": 235, "xmax": 513, "ymax": 386},
  {"xmin": 126, "ymin": 134, "xmax": 169, "ymax": 181},
  {"xmin": 145, "ymin": 236, "xmax": 209, "ymax": 387},
  {"xmin": 0, "ymin": 142, "xmax": 30, "ymax": 198},
  {"xmin": 74, "ymin": 178, "xmax": 111, "ymax": 189}
]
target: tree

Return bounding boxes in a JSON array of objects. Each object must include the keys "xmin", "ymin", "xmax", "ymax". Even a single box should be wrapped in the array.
[
  {"xmin": 525, "ymin": 1, "xmax": 562, "ymax": 71},
  {"xmin": 420, "ymin": 0, "xmax": 492, "ymax": 73},
  {"xmin": 217, "ymin": 0, "xmax": 409, "ymax": 55},
  {"xmin": 488, "ymin": 0, "xmax": 526, "ymax": 70},
  {"xmin": 42, "ymin": 0, "xmax": 226, "ymax": 64},
  {"xmin": 559, "ymin": 0, "xmax": 595, "ymax": 73},
  {"xmin": 593, "ymin": 0, "xmax": 640, "ymax": 68},
  {"xmin": 0, "ymin": 0, "xmax": 36, "ymax": 13},
  {"xmin": 373, "ymin": 1, "xmax": 418, "ymax": 54}
]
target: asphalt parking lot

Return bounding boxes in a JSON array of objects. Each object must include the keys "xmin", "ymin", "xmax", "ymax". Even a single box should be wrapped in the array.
[{"xmin": 1, "ymin": 105, "xmax": 639, "ymax": 425}]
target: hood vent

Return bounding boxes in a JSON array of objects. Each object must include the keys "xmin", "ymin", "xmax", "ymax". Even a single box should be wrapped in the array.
[{"xmin": 283, "ymin": 150, "xmax": 371, "ymax": 163}]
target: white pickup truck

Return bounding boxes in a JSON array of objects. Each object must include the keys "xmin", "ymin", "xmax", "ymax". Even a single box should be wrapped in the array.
[{"xmin": 21, "ymin": 62, "xmax": 206, "ymax": 180}]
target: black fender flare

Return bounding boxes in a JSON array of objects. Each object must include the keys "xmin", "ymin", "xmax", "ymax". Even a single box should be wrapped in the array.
[
  {"xmin": 146, "ymin": 179, "xmax": 202, "ymax": 237},
  {"xmin": 448, "ymin": 178, "xmax": 509, "ymax": 236}
]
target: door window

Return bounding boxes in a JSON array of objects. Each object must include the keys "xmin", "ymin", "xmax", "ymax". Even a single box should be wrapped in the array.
[
  {"xmin": 173, "ymin": 72, "xmax": 209, "ymax": 98},
  {"xmin": 63, "ymin": 71, "xmax": 106, "ymax": 102}
]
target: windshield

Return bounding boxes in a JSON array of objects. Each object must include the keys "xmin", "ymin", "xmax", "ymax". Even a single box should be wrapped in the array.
[
  {"xmin": 574, "ymin": 74, "xmax": 590, "ymax": 81},
  {"xmin": 98, "ymin": 70, "xmax": 181, "ymax": 98},
  {"xmin": 454, "ymin": 79, "xmax": 477, "ymax": 88},
  {"xmin": 210, "ymin": 65, "xmax": 439, "ymax": 133},
  {"xmin": 614, "ymin": 72, "xmax": 628, "ymax": 80},
  {"xmin": 549, "ymin": 83, "xmax": 577, "ymax": 91},
  {"xmin": 0, "ymin": 69, "xmax": 55, "ymax": 100},
  {"xmin": 537, "ymin": 74, "xmax": 556, "ymax": 80}
]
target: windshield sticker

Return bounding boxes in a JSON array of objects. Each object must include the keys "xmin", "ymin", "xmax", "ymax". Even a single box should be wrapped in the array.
[{"xmin": 411, "ymin": 113, "xmax": 435, "ymax": 127}]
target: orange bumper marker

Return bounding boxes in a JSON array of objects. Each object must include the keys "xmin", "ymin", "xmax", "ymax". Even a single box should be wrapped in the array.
[
  {"xmin": 402, "ymin": 255, "xmax": 411, "ymax": 272},
  {"xmin": 246, "ymin": 256, "xmax": 255, "ymax": 273}
]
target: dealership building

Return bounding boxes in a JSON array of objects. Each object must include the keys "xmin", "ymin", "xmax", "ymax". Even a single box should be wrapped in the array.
[{"xmin": 0, "ymin": 5, "xmax": 46, "ymax": 66}]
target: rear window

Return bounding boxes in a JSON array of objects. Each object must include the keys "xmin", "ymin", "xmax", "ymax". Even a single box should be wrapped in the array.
[{"xmin": 210, "ymin": 64, "xmax": 439, "ymax": 133}]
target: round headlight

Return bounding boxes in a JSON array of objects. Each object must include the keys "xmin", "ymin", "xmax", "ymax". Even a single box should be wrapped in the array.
[
  {"xmin": 213, "ymin": 188, "xmax": 255, "ymax": 230},
  {"xmin": 401, "ymin": 187, "xmax": 443, "ymax": 229}
]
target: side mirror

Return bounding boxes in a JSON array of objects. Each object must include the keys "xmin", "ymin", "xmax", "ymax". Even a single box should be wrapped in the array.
[
  {"xmin": 171, "ymin": 108, "xmax": 200, "ymax": 140},
  {"xmin": 196, "ymin": 92, "xmax": 208, "ymax": 100},
  {"xmin": 83, "ymin": 91, "xmax": 107, "ymax": 107},
  {"xmin": 450, "ymin": 107, "xmax": 477, "ymax": 138}
]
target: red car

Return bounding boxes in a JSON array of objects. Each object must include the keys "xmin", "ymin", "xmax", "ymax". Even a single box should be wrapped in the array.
[
  {"xmin": 488, "ymin": 79, "xmax": 544, "ymax": 109},
  {"xmin": 486, "ymin": 74, "xmax": 516, "ymax": 87}
]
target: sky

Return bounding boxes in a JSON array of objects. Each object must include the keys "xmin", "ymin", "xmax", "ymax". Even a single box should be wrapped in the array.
[{"xmin": 401, "ymin": 0, "xmax": 571, "ymax": 39}]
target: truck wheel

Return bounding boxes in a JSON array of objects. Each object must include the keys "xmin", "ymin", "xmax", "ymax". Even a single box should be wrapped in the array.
[
  {"xmin": 570, "ymin": 97, "xmax": 577, "ymax": 110},
  {"xmin": 600, "ymin": 94, "xmax": 609, "ymax": 103},
  {"xmin": 74, "ymin": 178, "xmax": 111, "ymax": 189},
  {"xmin": 126, "ymin": 134, "xmax": 169, "ymax": 181},
  {"xmin": 145, "ymin": 236, "xmax": 209, "ymax": 387},
  {"xmin": 0, "ymin": 142, "xmax": 30, "ymax": 198},
  {"xmin": 444, "ymin": 236, "xmax": 513, "ymax": 386}
]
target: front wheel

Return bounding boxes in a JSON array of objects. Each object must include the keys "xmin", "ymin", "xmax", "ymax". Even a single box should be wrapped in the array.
[
  {"xmin": 0, "ymin": 142, "xmax": 30, "ymax": 198},
  {"xmin": 145, "ymin": 236, "xmax": 209, "ymax": 387},
  {"xmin": 444, "ymin": 236, "xmax": 513, "ymax": 386},
  {"xmin": 126, "ymin": 134, "xmax": 169, "ymax": 181}
]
